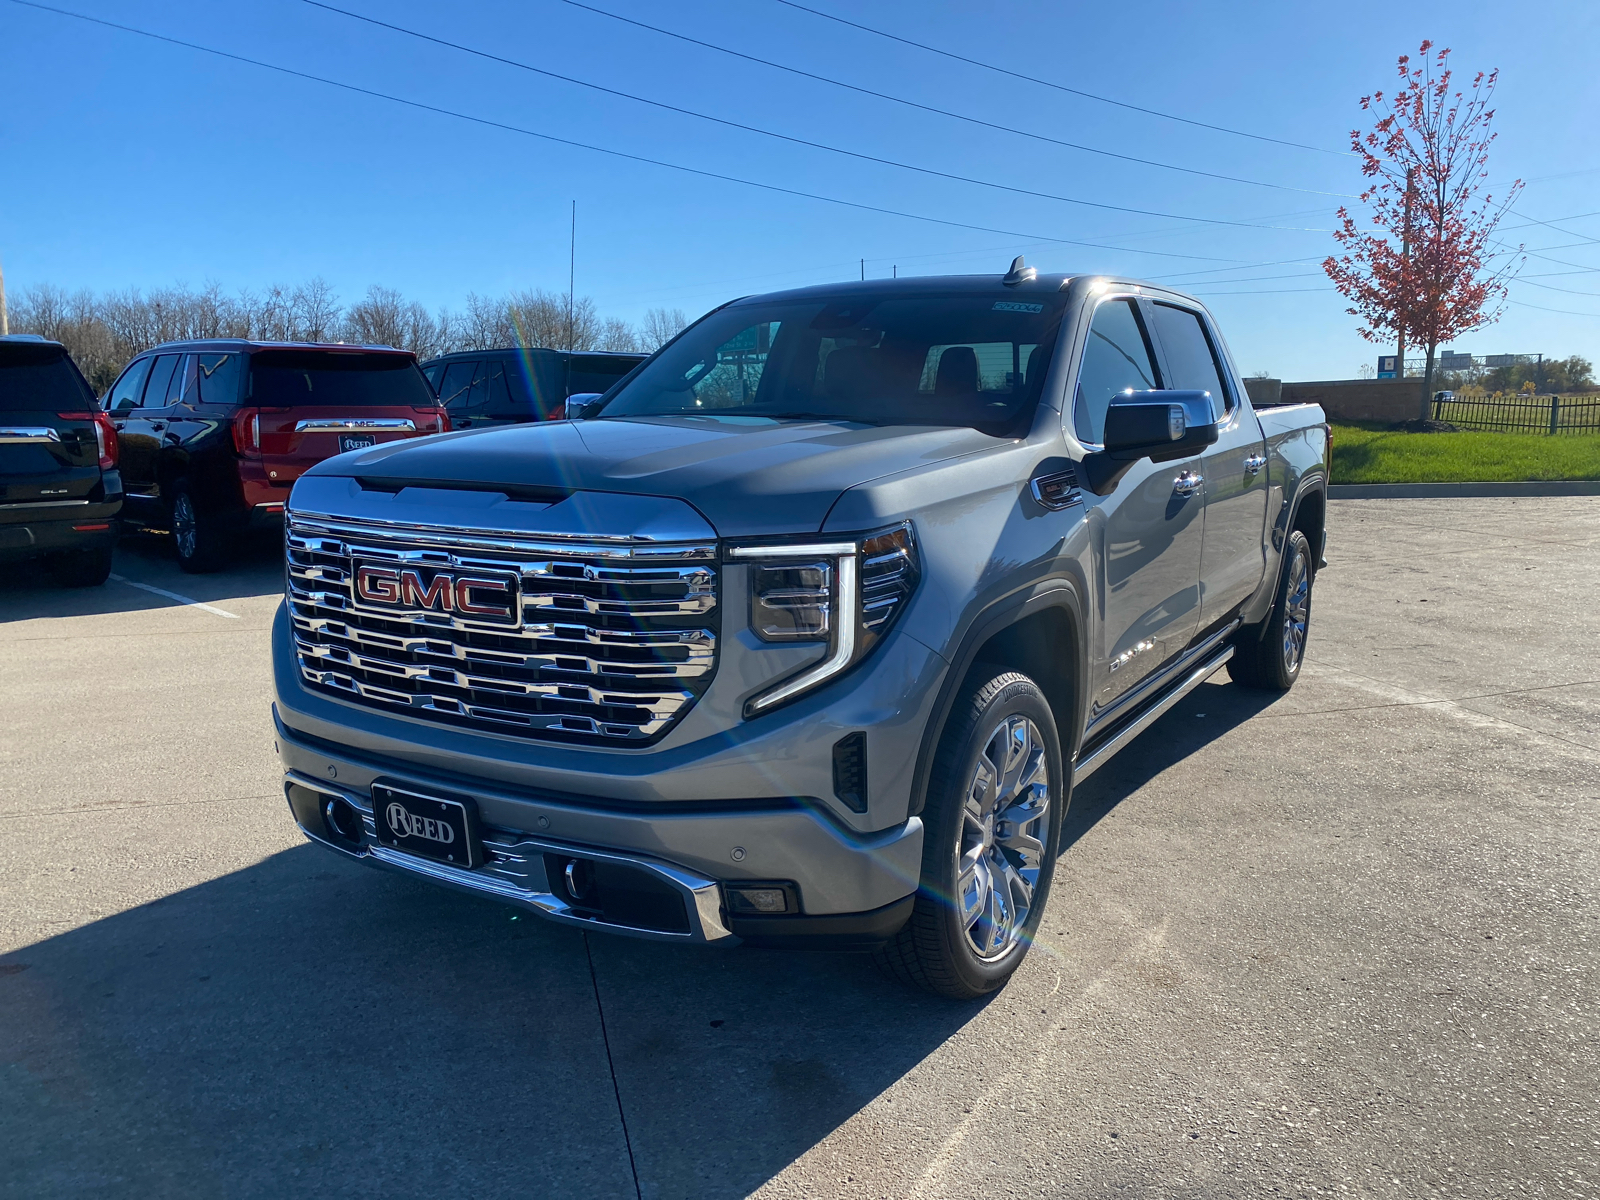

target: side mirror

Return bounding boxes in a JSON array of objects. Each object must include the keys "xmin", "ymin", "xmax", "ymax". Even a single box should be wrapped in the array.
[
  {"xmin": 1081, "ymin": 390, "xmax": 1218, "ymax": 494},
  {"xmin": 562, "ymin": 392, "xmax": 605, "ymax": 420}
]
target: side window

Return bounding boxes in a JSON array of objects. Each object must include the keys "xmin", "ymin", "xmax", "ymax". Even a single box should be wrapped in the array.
[
  {"xmin": 481, "ymin": 360, "xmax": 519, "ymax": 415},
  {"xmin": 107, "ymin": 357, "xmax": 154, "ymax": 411},
  {"xmin": 197, "ymin": 353, "xmax": 242, "ymax": 406},
  {"xmin": 437, "ymin": 361, "xmax": 479, "ymax": 411},
  {"xmin": 422, "ymin": 362, "xmax": 445, "ymax": 392},
  {"xmin": 1073, "ymin": 299, "xmax": 1160, "ymax": 444},
  {"xmin": 1150, "ymin": 303, "xmax": 1232, "ymax": 420},
  {"xmin": 165, "ymin": 355, "xmax": 195, "ymax": 405},
  {"xmin": 141, "ymin": 355, "xmax": 181, "ymax": 410},
  {"xmin": 463, "ymin": 361, "xmax": 500, "ymax": 414}
]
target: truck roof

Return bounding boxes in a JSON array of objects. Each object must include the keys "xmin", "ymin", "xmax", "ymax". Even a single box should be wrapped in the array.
[{"xmin": 735, "ymin": 271, "xmax": 1202, "ymax": 308}]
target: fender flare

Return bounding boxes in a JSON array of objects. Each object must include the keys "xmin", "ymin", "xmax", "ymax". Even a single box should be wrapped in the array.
[{"xmin": 906, "ymin": 578, "xmax": 1088, "ymax": 818}]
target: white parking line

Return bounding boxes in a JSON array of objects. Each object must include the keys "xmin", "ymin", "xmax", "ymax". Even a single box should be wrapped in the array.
[{"xmin": 109, "ymin": 574, "xmax": 241, "ymax": 619}]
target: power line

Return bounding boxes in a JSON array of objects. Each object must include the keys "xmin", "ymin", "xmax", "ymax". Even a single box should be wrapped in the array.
[
  {"xmin": 766, "ymin": 0, "xmax": 1350, "ymax": 158},
  {"xmin": 303, "ymin": 1, "xmax": 1338, "ymax": 231},
  {"xmin": 6, "ymin": 0, "xmax": 1244, "ymax": 264},
  {"xmin": 552, "ymin": 0, "xmax": 1350, "ymax": 196},
  {"xmin": 1507, "ymin": 297, "xmax": 1600, "ymax": 318},
  {"xmin": 1186, "ymin": 286, "xmax": 1335, "ymax": 296}
]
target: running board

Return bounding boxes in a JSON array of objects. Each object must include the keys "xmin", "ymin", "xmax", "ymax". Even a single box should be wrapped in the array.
[{"xmin": 1072, "ymin": 645, "xmax": 1235, "ymax": 786}]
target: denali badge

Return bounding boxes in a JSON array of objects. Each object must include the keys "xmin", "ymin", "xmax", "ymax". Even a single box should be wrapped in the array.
[
  {"xmin": 353, "ymin": 563, "xmax": 520, "ymax": 626},
  {"xmin": 385, "ymin": 801, "xmax": 455, "ymax": 845}
]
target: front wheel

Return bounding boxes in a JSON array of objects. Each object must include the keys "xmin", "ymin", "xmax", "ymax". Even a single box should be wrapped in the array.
[
  {"xmin": 876, "ymin": 670, "xmax": 1066, "ymax": 999},
  {"xmin": 1228, "ymin": 529, "xmax": 1313, "ymax": 691}
]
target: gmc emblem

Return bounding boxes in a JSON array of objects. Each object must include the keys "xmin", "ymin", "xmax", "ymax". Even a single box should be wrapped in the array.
[{"xmin": 353, "ymin": 563, "xmax": 520, "ymax": 626}]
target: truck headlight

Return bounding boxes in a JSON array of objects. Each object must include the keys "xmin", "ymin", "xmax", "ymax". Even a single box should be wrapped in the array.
[{"xmin": 730, "ymin": 521, "xmax": 919, "ymax": 717}]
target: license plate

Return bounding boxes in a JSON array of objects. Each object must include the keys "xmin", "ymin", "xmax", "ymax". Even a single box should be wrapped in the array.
[
  {"xmin": 372, "ymin": 784, "xmax": 483, "ymax": 868},
  {"xmin": 339, "ymin": 434, "xmax": 378, "ymax": 453}
]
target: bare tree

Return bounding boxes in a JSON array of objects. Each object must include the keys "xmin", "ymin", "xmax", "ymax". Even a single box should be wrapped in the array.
[
  {"xmin": 10, "ymin": 276, "xmax": 649, "ymax": 383},
  {"xmin": 597, "ymin": 317, "xmax": 641, "ymax": 352},
  {"xmin": 641, "ymin": 307, "xmax": 689, "ymax": 351}
]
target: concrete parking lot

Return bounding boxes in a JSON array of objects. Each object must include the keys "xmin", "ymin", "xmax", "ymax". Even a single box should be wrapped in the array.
[{"xmin": 2, "ymin": 499, "xmax": 1596, "ymax": 1199}]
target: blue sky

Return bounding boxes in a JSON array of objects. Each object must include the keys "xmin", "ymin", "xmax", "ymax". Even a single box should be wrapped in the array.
[{"xmin": 3, "ymin": 0, "xmax": 1598, "ymax": 379}]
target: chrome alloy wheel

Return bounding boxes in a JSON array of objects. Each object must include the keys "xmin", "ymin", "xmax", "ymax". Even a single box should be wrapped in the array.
[
  {"xmin": 957, "ymin": 714, "xmax": 1051, "ymax": 960},
  {"xmin": 1281, "ymin": 545, "xmax": 1310, "ymax": 674},
  {"xmin": 172, "ymin": 493, "xmax": 198, "ymax": 561}
]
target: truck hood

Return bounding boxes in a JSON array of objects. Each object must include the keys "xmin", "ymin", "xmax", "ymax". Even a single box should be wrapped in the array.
[{"xmin": 305, "ymin": 415, "xmax": 999, "ymax": 537}]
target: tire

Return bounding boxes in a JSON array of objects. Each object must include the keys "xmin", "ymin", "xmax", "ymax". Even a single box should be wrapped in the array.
[
  {"xmin": 169, "ymin": 482, "xmax": 229, "ymax": 574},
  {"xmin": 46, "ymin": 544, "xmax": 114, "ymax": 588},
  {"xmin": 876, "ymin": 670, "xmax": 1066, "ymax": 999},
  {"xmin": 1228, "ymin": 529, "xmax": 1314, "ymax": 691}
]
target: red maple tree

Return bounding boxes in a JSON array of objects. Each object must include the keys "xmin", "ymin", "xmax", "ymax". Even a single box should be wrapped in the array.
[{"xmin": 1323, "ymin": 42, "xmax": 1522, "ymax": 421}]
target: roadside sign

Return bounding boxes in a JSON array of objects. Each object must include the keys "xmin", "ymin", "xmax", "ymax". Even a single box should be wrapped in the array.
[{"xmin": 1377, "ymin": 355, "xmax": 1397, "ymax": 379}]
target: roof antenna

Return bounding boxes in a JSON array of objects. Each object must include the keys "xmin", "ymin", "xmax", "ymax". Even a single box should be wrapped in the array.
[{"xmin": 1002, "ymin": 255, "xmax": 1037, "ymax": 286}]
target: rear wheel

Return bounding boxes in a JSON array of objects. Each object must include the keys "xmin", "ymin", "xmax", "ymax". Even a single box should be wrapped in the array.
[
  {"xmin": 1228, "ymin": 529, "xmax": 1313, "ymax": 691},
  {"xmin": 876, "ymin": 670, "xmax": 1065, "ymax": 999},
  {"xmin": 170, "ymin": 483, "xmax": 229, "ymax": 574},
  {"xmin": 46, "ymin": 544, "xmax": 114, "ymax": 588}
]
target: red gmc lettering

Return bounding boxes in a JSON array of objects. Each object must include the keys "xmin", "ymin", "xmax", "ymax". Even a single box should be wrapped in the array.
[
  {"xmin": 399, "ymin": 569, "xmax": 452, "ymax": 611},
  {"xmin": 454, "ymin": 577, "xmax": 511, "ymax": 617},
  {"xmin": 355, "ymin": 565, "xmax": 401, "ymax": 605}
]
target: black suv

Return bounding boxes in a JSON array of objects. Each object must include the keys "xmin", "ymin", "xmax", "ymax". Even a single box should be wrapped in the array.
[
  {"xmin": 0, "ymin": 336, "xmax": 121, "ymax": 586},
  {"xmin": 419, "ymin": 348, "xmax": 646, "ymax": 429},
  {"xmin": 103, "ymin": 340, "xmax": 446, "ymax": 572}
]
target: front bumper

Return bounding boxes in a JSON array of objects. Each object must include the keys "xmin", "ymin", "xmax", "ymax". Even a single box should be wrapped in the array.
[{"xmin": 276, "ymin": 711, "xmax": 924, "ymax": 944}]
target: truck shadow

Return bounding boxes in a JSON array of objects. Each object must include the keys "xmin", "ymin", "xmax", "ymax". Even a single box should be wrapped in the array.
[
  {"xmin": 0, "ymin": 842, "xmax": 979, "ymax": 1199},
  {"xmin": 1062, "ymin": 677, "xmax": 1284, "ymax": 853}
]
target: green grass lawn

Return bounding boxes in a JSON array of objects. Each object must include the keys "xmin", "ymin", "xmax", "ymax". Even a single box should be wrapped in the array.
[{"xmin": 1331, "ymin": 422, "xmax": 1600, "ymax": 483}]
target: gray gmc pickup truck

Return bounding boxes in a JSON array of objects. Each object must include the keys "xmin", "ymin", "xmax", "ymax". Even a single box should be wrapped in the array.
[{"xmin": 273, "ymin": 262, "xmax": 1329, "ymax": 998}]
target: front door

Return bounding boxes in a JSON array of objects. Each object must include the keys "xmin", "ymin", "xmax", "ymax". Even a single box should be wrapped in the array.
[
  {"xmin": 1147, "ymin": 301, "xmax": 1269, "ymax": 627},
  {"xmin": 1072, "ymin": 296, "xmax": 1205, "ymax": 715},
  {"xmin": 108, "ymin": 352, "xmax": 180, "ymax": 513}
]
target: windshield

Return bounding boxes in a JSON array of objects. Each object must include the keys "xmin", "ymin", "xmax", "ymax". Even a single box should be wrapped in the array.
[
  {"xmin": 597, "ymin": 293, "xmax": 1065, "ymax": 433},
  {"xmin": 0, "ymin": 344, "xmax": 96, "ymax": 411},
  {"xmin": 249, "ymin": 351, "xmax": 437, "ymax": 408}
]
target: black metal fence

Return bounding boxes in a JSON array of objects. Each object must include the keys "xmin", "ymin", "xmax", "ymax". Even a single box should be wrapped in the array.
[{"xmin": 1433, "ymin": 393, "xmax": 1600, "ymax": 436}]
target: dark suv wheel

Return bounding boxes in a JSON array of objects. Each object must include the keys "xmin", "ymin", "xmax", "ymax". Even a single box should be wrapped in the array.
[
  {"xmin": 170, "ymin": 482, "xmax": 229, "ymax": 574},
  {"xmin": 1228, "ymin": 528, "xmax": 1314, "ymax": 691},
  {"xmin": 876, "ymin": 669, "xmax": 1066, "ymax": 999}
]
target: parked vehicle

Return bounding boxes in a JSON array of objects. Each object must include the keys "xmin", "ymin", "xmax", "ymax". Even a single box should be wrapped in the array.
[
  {"xmin": 272, "ymin": 263, "xmax": 1329, "ymax": 998},
  {"xmin": 0, "ymin": 336, "xmax": 121, "ymax": 586},
  {"xmin": 419, "ymin": 348, "xmax": 647, "ymax": 429},
  {"xmin": 104, "ymin": 341, "xmax": 446, "ymax": 571}
]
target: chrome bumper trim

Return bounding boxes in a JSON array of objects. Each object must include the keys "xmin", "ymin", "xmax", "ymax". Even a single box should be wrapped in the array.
[
  {"xmin": 286, "ymin": 771, "xmax": 736, "ymax": 944},
  {"xmin": 294, "ymin": 418, "xmax": 416, "ymax": 432}
]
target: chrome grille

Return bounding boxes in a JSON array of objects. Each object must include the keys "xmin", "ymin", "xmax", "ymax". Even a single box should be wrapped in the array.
[{"xmin": 286, "ymin": 514, "xmax": 718, "ymax": 743}]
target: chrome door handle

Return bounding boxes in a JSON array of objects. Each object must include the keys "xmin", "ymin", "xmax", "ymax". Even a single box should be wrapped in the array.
[
  {"xmin": 1244, "ymin": 453, "xmax": 1266, "ymax": 476},
  {"xmin": 1173, "ymin": 471, "xmax": 1203, "ymax": 497}
]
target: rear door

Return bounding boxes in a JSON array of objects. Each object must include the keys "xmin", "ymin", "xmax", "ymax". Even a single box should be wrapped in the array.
[
  {"xmin": 249, "ymin": 350, "xmax": 443, "ymax": 485},
  {"xmin": 0, "ymin": 342, "xmax": 104, "ymax": 519},
  {"xmin": 1148, "ymin": 301, "xmax": 1269, "ymax": 627}
]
